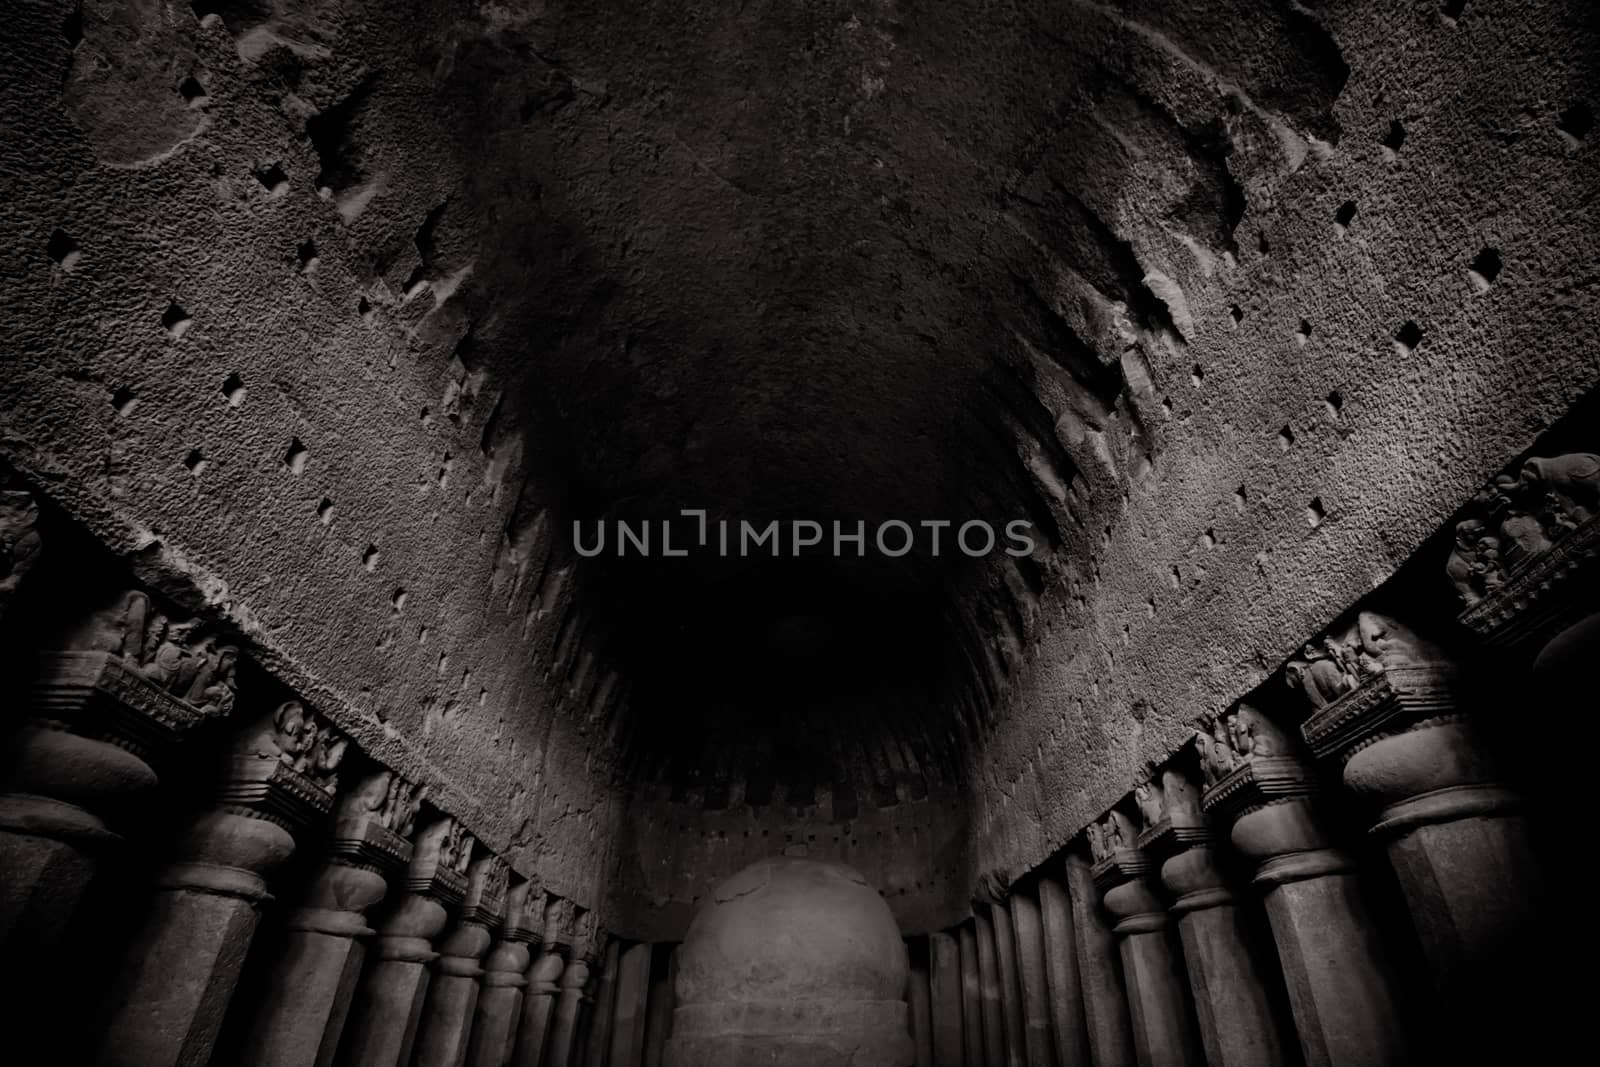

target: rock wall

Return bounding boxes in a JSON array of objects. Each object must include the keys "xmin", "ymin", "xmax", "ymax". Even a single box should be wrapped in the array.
[
  {"xmin": 969, "ymin": 0, "xmax": 1600, "ymax": 890},
  {"xmin": 0, "ymin": 0, "xmax": 624, "ymax": 902}
]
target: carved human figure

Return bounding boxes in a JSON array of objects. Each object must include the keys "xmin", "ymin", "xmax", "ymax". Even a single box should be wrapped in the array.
[
  {"xmin": 1086, "ymin": 821, "xmax": 1108, "ymax": 862},
  {"xmin": 240, "ymin": 701, "xmax": 320, "ymax": 767},
  {"xmin": 382, "ymin": 776, "xmax": 427, "ymax": 835},
  {"xmin": 1226, "ymin": 704, "xmax": 1294, "ymax": 760},
  {"xmin": 1135, "ymin": 779, "xmax": 1165, "ymax": 828},
  {"xmin": 1446, "ymin": 518, "xmax": 1505, "ymax": 605}
]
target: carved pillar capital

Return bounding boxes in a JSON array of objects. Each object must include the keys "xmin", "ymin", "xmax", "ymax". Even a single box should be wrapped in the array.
[
  {"xmin": 1446, "ymin": 451, "xmax": 1600, "ymax": 651},
  {"xmin": 1136, "ymin": 766, "xmax": 1230, "ymax": 913},
  {"xmin": 284, "ymin": 770, "xmax": 417, "ymax": 937},
  {"xmin": 1089, "ymin": 811, "xmax": 1168, "ymax": 935}
]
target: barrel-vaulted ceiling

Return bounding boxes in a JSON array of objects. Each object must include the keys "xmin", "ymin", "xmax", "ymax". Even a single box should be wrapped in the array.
[{"xmin": 224, "ymin": 0, "xmax": 1347, "ymax": 810}]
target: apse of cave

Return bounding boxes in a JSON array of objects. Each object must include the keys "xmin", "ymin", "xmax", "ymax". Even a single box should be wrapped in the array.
[{"xmin": 0, "ymin": 1, "xmax": 1596, "ymax": 1065}]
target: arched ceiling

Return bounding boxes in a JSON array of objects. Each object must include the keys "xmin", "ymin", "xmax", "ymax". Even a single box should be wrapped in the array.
[{"xmin": 376, "ymin": 0, "xmax": 1351, "ymax": 807}]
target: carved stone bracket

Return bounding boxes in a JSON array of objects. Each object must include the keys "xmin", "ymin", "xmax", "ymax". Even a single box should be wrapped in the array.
[
  {"xmin": 1200, "ymin": 756, "xmax": 1317, "ymax": 825},
  {"xmin": 1300, "ymin": 663, "xmax": 1466, "ymax": 764},
  {"xmin": 28, "ymin": 651, "xmax": 218, "ymax": 762},
  {"xmin": 460, "ymin": 854, "xmax": 511, "ymax": 930},
  {"xmin": 327, "ymin": 771, "xmax": 418, "ymax": 877},
  {"xmin": 407, "ymin": 817, "xmax": 472, "ymax": 907},
  {"xmin": 501, "ymin": 881, "xmax": 544, "ymax": 945},
  {"xmin": 221, "ymin": 701, "xmax": 346, "ymax": 831},
  {"xmin": 1458, "ymin": 510, "xmax": 1600, "ymax": 651}
]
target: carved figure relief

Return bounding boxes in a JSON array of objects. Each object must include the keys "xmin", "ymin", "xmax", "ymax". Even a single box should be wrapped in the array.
[
  {"xmin": 1446, "ymin": 517, "xmax": 1505, "ymax": 605},
  {"xmin": 1447, "ymin": 452, "xmax": 1600, "ymax": 605},
  {"xmin": 1134, "ymin": 779, "xmax": 1165, "ymax": 828},
  {"xmin": 238, "ymin": 701, "xmax": 347, "ymax": 792},
  {"xmin": 63, "ymin": 589, "xmax": 240, "ymax": 713},
  {"xmin": 381, "ymin": 774, "xmax": 428, "ymax": 835}
]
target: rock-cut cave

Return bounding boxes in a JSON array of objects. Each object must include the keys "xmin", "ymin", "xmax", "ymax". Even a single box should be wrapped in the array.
[{"xmin": 1, "ymin": 1, "xmax": 1598, "ymax": 1065}]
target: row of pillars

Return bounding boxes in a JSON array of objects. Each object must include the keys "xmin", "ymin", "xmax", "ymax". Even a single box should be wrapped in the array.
[
  {"xmin": 0, "ymin": 565, "xmax": 685, "ymax": 1067},
  {"xmin": 898, "ymin": 437, "xmax": 1600, "ymax": 1067}
]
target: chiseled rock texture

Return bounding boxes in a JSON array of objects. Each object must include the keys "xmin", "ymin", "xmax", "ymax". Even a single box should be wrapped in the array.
[{"xmin": 2, "ymin": 0, "xmax": 1598, "ymax": 930}]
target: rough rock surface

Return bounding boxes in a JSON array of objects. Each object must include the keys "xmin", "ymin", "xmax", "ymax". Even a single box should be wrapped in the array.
[{"xmin": 3, "ymin": 0, "xmax": 1597, "ymax": 930}]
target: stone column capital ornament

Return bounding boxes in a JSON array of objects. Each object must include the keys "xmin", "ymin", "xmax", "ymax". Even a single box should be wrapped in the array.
[
  {"xmin": 545, "ymin": 896, "xmax": 577, "ymax": 959},
  {"xmin": 1136, "ymin": 765, "xmax": 1230, "ymax": 914},
  {"xmin": 326, "ymin": 769, "xmax": 422, "ymax": 876},
  {"xmin": 1446, "ymin": 451, "xmax": 1600, "ymax": 650},
  {"xmin": 1197, "ymin": 704, "xmax": 1326, "ymax": 886},
  {"xmin": 408, "ymin": 814, "xmax": 473, "ymax": 907}
]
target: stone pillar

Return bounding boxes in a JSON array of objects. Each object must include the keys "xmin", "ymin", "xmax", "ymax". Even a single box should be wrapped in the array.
[
  {"xmin": 336, "ymin": 814, "xmax": 472, "ymax": 1067},
  {"xmin": 1136, "ymin": 766, "xmax": 1294, "ymax": 1067},
  {"xmin": 1292, "ymin": 612, "xmax": 1547, "ymax": 1062},
  {"xmin": 582, "ymin": 935, "xmax": 622, "ymax": 1067},
  {"xmin": 927, "ymin": 931, "xmax": 964, "ymax": 1066},
  {"xmin": 93, "ymin": 700, "xmax": 344, "ymax": 1066},
  {"xmin": 512, "ymin": 897, "xmax": 573, "ymax": 1067},
  {"xmin": 973, "ymin": 911, "xmax": 1008, "ymax": 1067},
  {"xmin": 1008, "ymin": 890, "xmax": 1055, "ymax": 1067},
  {"xmin": 907, "ymin": 938, "xmax": 934, "ymax": 1067},
  {"xmin": 1199, "ymin": 701, "xmax": 1410, "ymax": 1067},
  {"xmin": 1062, "ymin": 855, "xmax": 1135, "ymax": 1067},
  {"xmin": 414, "ymin": 852, "xmax": 509, "ymax": 1066},
  {"xmin": 957, "ymin": 923, "xmax": 985, "ymax": 1067},
  {"xmin": 1037, "ymin": 876, "xmax": 1090, "ymax": 1067},
  {"xmin": 988, "ymin": 902, "xmax": 1028, "ymax": 1067},
  {"xmin": 1, "ymin": 591, "xmax": 239, "ymax": 998},
  {"xmin": 236, "ymin": 769, "xmax": 422, "ymax": 1067},
  {"xmin": 641, "ymin": 945, "xmax": 675, "ymax": 1067},
  {"xmin": 1088, "ymin": 811, "xmax": 1201, "ymax": 1067},
  {"xmin": 609, "ymin": 941, "xmax": 653, "ymax": 1067},
  {"xmin": 466, "ymin": 879, "xmax": 540, "ymax": 1067},
  {"xmin": 545, "ymin": 913, "xmax": 601, "ymax": 1067}
]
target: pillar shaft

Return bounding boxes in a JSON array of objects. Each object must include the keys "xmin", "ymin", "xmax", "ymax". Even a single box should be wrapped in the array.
[
  {"xmin": 1300, "ymin": 658, "xmax": 1549, "ymax": 1062},
  {"xmin": 1091, "ymin": 843, "xmax": 1201, "ymax": 1067},
  {"xmin": 973, "ymin": 912, "xmax": 1008, "ymax": 1067},
  {"xmin": 582, "ymin": 939, "xmax": 621, "ymax": 1067},
  {"xmin": 235, "ymin": 772, "xmax": 417, "ymax": 1067},
  {"xmin": 467, "ymin": 937, "xmax": 532, "ymax": 1067},
  {"xmin": 958, "ymin": 923, "xmax": 986, "ymax": 1067},
  {"xmin": 337, "ymin": 816, "xmax": 471, "ymax": 1067},
  {"xmin": 610, "ymin": 942, "xmax": 653, "ymax": 1067},
  {"xmin": 415, "ymin": 855, "xmax": 509, "ymax": 1067},
  {"xmin": 1140, "ymin": 766, "xmax": 1296, "ymax": 1067},
  {"xmin": 1062, "ymin": 856, "xmax": 1135, "ymax": 1067},
  {"xmin": 1008, "ymin": 892, "xmax": 1055, "ymax": 1067},
  {"xmin": 545, "ymin": 957, "xmax": 594, "ymax": 1067},
  {"xmin": 1205, "ymin": 742, "xmax": 1411, "ymax": 1067},
  {"xmin": 908, "ymin": 942, "xmax": 934, "ymax": 1067},
  {"xmin": 93, "ymin": 700, "xmax": 340, "ymax": 1067},
  {"xmin": 514, "ymin": 950, "xmax": 568, "ymax": 1067},
  {"xmin": 640, "ymin": 946, "xmax": 675, "ymax": 1067},
  {"xmin": 989, "ymin": 903, "xmax": 1028, "ymax": 1067},
  {"xmin": 1037, "ymin": 876, "xmax": 1090, "ymax": 1067},
  {"xmin": 927, "ymin": 931, "xmax": 964, "ymax": 1067}
]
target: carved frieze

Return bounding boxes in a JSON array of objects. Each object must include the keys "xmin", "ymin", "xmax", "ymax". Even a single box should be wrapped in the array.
[
  {"xmin": 406, "ymin": 816, "xmax": 472, "ymax": 906},
  {"xmin": 1088, "ymin": 810, "xmax": 1152, "ymax": 892},
  {"xmin": 57, "ymin": 589, "xmax": 241, "ymax": 717},
  {"xmin": 1198, "ymin": 703, "xmax": 1317, "ymax": 824},
  {"xmin": 1447, "ymin": 452, "xmax": 1600, "ymax": 648},
  {"xmin": 328, "ymin": 770, "xmax": 419, "ymax": 875},
  {"xmin": 1134, "ymin": 765, "xmax": 1211, "ymax": 857},
  {"xmin": 543, "ymin": 896, "xmax": 576, "ymax": 957},
  {"xmin": 501, "ymin": 880, "xmax": 542, "ymax": 944},
  {"xmin": 460, "ymin": 854, "xmax": 511, "ymax": 929},
  {"xmin": 1281, "ymin": 611, "xmax": 1465, "ymax": 764},
  {"xmin": 222, "ymin": 701, "xmax": 347, "ymax": 829}
]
